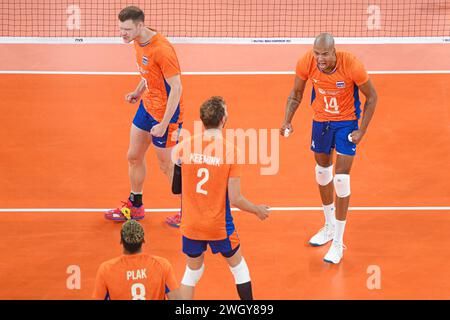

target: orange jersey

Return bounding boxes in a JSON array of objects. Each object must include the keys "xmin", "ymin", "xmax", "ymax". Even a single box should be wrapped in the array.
[
  {"xmin": 92, "ymin": 253, "xmax": 177, "ymax": 300},
  {"xmin": 296, "ymin": 50, "xmax": 369, "ymax": 122},
  {"xmin": 134, "ymin": 32, "xmax": 184, "ymax": 123},
  {"xmin": 175, "ymin": 131, "xmax": 242, "ymax": 241}
]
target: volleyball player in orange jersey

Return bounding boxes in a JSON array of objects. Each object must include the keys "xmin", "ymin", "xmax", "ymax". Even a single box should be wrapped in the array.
[
  {"xmin": 281, "ymin": 33, "xmax": 377, "ymax": 264},
  {"xmin": 105, "ymin": 6, "xmax": 183, "ymax": 226},
  {"xmin": 92, "ymin": 220, "xmax": 180, "ymax": 300},
  {"xmin": 171, "ymin": 96, "xmax": 270, "ymax": 300}
]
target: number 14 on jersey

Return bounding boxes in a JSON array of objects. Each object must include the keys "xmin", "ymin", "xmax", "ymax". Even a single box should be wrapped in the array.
[{"xmin": 324, "ymin": 96, "xmax": 339, "ymax": 114}]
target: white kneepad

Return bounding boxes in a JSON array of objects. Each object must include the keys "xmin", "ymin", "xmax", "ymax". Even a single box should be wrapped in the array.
[
  {"xmin": 315, "ymin": 164, "xmax": 333, "ymax": 186},
  {"xmin": 181, "ymin": 264, "xmax": 205, "ymax": 287},
  {"xmin": 229, "ymin": 257, "xmax": 251, "ymax": 284},
  {"xmin": 334, "ymin": 174, "xmax": 351, "ymax": 198}
]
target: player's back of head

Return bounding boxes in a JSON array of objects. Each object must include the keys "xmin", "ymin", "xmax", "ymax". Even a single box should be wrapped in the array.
[
  {"xmin": 200, "ymin": 96, "xmax": 227, "ymax": 129},
  {"xmin": 121, "ymin": 220, "xmax": 145, "ymax": 254}
]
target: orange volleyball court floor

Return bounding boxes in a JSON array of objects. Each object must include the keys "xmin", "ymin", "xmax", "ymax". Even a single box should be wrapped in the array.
[{"xmin": 0, "ymin": 42, "xmax": 449, "ymax": 299}]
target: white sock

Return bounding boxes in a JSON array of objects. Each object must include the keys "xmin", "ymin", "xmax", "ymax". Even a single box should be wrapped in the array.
[
  {"xmin": 334, "ymin": 219, "xmax": 346, "ymax": 244},
  {"xmin": 323, "ymin": 204, "xmax": 336, "ymax": 227},
  {"xmin": 131, "ymin": 191, "xmax": 142, "ymax": 195}
]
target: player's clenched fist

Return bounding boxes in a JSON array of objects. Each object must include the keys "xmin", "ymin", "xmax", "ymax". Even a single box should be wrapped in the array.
[
  {"xmin": 125, "ymin": 91, "xmax": 141, "ymax": 104},
  {"xmin": 280, "ymin": 122, "xmax": 293, "ymax": 137},
  {"xmin": 348, "ymin": 129, "xmax": 366, "ymax": 145},
  {"xmin": 255, "ymin": 205, "xmax": 270, "ymax": 220},
  {"xmin": 150, "ymin": 123, "xmax": 168, "ymax": 138}
]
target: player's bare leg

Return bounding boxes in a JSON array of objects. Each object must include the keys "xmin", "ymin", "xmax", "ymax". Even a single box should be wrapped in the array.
[
  {"xmin": 309, "ymin": 152, "xmax": 336, "ymax": 246},
  {"xmin": 128, "ymin": 124, "xmax": 152, "ymax": 194},
  {"xmin": 334, "ymin": 154, "xmax": 354, "ymax": 221},
  {"xmin": 104, "ymin": 124, "xmax": 150, "ymax": 221},
  {"xmin": 314, "ymin": 152, "xmax": 334, "ymax": 206},
  {"xmin": 180, "ymin": 254, "xmax": 205, "ymax": 300},
  {"xmin": 153, "ymin": 145, "xmax": 175, "ymax": 182},
  {"xmin": 324, "ymin": 153, "xmax": 354, "ymax": 264},
  {"xmin": 224, "ymin": 248, "xmax": 253, "ymax": 300}
]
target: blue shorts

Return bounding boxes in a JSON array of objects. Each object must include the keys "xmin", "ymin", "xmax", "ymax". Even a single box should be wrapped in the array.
[
  {"xmin": 132, "ymin": 100, "xmax": 182, "ymax": 148},
  {"xmin": 311, "ymin": 120, "xmax": 358, "ymax": 156},
  {"xmin": 182, "ymin": 231, "xmax": 241, "ymax": 257}
]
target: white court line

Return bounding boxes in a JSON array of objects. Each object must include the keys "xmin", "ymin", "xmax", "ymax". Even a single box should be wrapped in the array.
[
  {"xmin": 0, "ymin": 206, "xmax": 449, "ymax": 213},
  {"xmin": 1, "ymin": 70, "xmax": 450, "ymax": 75}
]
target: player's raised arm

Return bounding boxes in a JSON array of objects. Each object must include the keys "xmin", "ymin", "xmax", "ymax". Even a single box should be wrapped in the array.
[
  {"xmin": 280, "ymin": 76, "xmax": 307, "ymax": 136},
  {"xmin": 227, "ymin": 177, "xmax": 269, "ymax": 220},
  {"xmin": 349, "ymin": 79, "xmax": 378, "ymax": 144}
]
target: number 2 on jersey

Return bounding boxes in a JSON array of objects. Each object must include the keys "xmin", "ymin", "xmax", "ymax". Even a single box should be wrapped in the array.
[
  {"xmin": 196, "ymin": 168, "xmax": 209, "ymax": 195},
  {"xmin": 324, "ymin": 96, "xmax": 339, "ymax": 114}
]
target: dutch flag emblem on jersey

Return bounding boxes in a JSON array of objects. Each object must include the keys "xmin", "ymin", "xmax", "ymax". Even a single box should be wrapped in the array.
[
  {"xmin": 142, "ymin": 56, "xmax": 148, "ymax": 65},
  {"xmin": 336, "ymin": 81, "xmax": 345, "ymax": 88}
]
